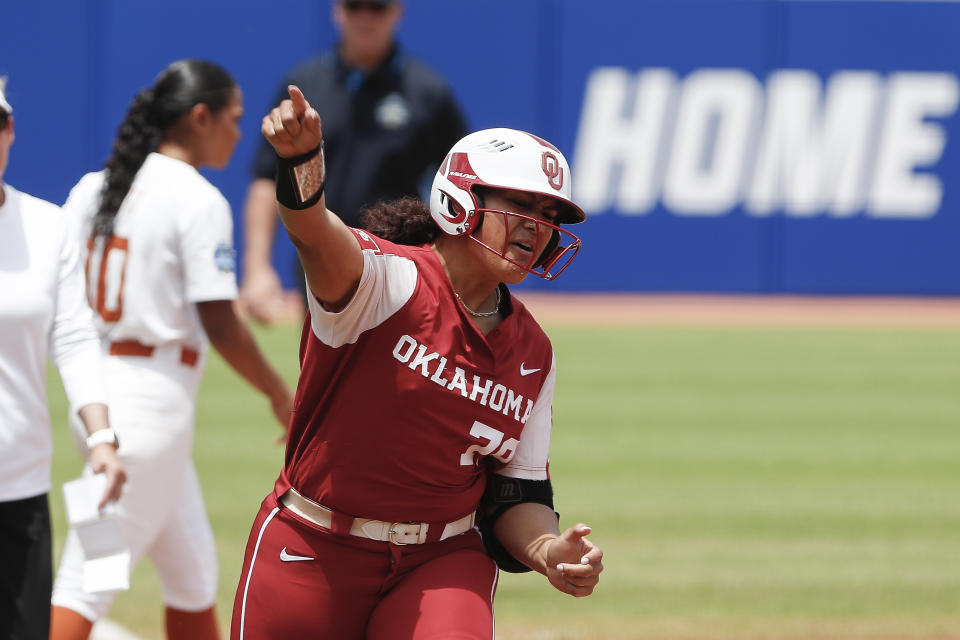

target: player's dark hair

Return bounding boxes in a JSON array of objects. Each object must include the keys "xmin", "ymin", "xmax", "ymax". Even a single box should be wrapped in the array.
[
  {"xmin": 92, "ymin": 59, "xmax": 236, "ymax": 238},
  {"xmin": 360, "ymin": 189, "xmax": 493, "ymax": 245},
  {"xmin": 360, "ymin": 196, "xmax": 439, "ymax": 245}
]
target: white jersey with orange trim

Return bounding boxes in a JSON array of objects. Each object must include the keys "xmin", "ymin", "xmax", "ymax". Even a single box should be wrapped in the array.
[
  {"xmin": 63, "ymin": 152, "xmax": 238, "ymax": 350},
  {"xmin": 52, "ymin": 152, "xmax": 234, "ymax": 620}
]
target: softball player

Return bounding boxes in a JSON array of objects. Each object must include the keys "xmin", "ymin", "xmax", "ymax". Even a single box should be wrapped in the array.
[
  {"xmin": 50, "ymin": 60, "xmax": 293, "ymax": 640},
  {"xmin": 231, "ymin": 87, "xmax": 603, "ymax": 639}
]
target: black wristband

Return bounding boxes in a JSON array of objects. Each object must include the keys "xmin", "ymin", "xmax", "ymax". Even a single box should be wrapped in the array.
[
  {"xmin": 276, "ymin": 142, "xmax": 325, "ymax": 210},
  {"xmin": 478, "ymin": 476, "xmax": 557, "ymax": 573}
]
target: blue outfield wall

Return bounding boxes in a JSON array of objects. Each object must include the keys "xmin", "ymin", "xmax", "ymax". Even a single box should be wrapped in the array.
[{"xmin": 2, "ymin": 1, "xmax": 958, "ymax": 294}]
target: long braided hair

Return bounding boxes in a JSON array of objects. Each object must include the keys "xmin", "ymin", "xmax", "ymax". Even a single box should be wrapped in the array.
[{"xmin": 92, "ymin": 59, "xmax": 236, "ymax": 238}]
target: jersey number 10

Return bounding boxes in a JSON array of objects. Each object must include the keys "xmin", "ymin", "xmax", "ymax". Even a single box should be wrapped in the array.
[{"xmin": 85, "ymin": 235, "xmax": 129, "ymax": 322}]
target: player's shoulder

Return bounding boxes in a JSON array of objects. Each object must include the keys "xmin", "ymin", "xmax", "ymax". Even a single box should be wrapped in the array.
[
  {"xmin": 349, "ymin": 228, "xmax": 422, "ymax": 259},
  {"xmin": 9, "ymin": 184, "xmax": 63, "ymax": 221},
  {"xmin": 6, "ymin": 185, "xmax": 74, "ymax": 252},
  {"xmin": 190, "ymin": 173, "xmax": 229, "ymax": 208},
  {"xmin": 72, "ymin": 169, "xmax": 106, "ymax": 191},
  {"xmin": 375, "ymin": 237, "xmax": 441, "ymax": 277},
  {"xmin": 142, "ymin": 153, "xmax": 225, "ymax": 203},
  {"xmin": 182, "ymin": 176, "xmax": 231, "ymax": 220},
  {"xmin": 348, "ymin": 229, "xmax": 431, "ymax": 287},
  {"xmin": 65, "ymin": 170, "xmax": 106, "ymax": 207}
]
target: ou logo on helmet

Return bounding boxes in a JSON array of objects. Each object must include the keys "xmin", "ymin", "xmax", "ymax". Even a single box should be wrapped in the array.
[{"xmin": 541, "ymin": 152, "xmax": 564, "ymax": 190}]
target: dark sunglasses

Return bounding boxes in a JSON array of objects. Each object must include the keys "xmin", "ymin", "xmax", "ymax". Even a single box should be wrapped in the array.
[
  {"xmin": 0, "ymin": 110, "xmax": 8, "ymax": 132},
  {"xmin": 343, "ymin": 1, "xmax": 389, "ymax": 13}
]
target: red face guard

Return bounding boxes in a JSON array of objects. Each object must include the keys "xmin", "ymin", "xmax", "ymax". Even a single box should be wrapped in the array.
[{"xmin": 467, "ymin": 209, "xmax": 582, "ymax": 280}]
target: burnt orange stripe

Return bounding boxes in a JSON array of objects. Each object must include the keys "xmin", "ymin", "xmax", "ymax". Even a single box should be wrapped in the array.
[
  {"xmin": 109, "ymin": 340, "xmax": 154, "ymax": 357},
  {"xmin": 180, "ymin": 348, "xmax": 199, "ymax": 368}
]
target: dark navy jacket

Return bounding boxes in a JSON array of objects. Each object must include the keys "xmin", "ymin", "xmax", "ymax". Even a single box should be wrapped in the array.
[{"xmin": 253, "ymin": 43, "xmax": 468, "ymax": 228}]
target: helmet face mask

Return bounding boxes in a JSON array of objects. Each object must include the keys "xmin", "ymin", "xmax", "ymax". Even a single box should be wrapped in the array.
[
  {"xmin": 465, "ymin": 208, "xmax": 581, "ymax": 281},
  {"xmin": 430, "ymin": 128, "xmax": 586, "ymax": 280}
]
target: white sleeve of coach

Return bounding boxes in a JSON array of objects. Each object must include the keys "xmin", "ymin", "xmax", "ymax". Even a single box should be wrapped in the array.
[{"xmin": 48, "ymin": 219, "xmax": 106, "ymax": 413}]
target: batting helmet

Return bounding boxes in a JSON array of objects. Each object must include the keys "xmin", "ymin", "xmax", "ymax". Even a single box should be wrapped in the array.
[{"xmin": 429, "ymin": 128, "xmax": 585, "ymax": 280}]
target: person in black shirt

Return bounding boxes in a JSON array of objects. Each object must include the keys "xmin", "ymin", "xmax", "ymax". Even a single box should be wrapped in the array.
[{"xmin": 240, "ymin": 0, "xmax": 467, "ymax": 323}]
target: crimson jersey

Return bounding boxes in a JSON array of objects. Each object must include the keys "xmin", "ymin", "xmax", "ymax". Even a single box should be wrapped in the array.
[{"xmin": 274, "ymin": 229, "xmax": 557, "ymax": 524}]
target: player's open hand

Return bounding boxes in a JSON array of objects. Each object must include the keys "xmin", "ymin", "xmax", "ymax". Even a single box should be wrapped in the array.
[
  {"xmin": 545, "ymin": 523, "xmax": 603, "ymax": 597},
  {"xmin": 262, "ymin": 85, "xmax": 323, "ymax": 159}
]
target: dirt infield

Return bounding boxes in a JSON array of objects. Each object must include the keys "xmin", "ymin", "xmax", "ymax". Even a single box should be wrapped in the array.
[{"xmin": 515, "ymin": 293, "xmax": 960, "ymax": 328}]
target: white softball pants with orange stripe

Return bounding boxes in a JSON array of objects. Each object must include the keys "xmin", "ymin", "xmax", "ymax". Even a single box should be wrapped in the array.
[{"xmin": 51, "ymin": 345, "xmax": 217, "ymax": 621}]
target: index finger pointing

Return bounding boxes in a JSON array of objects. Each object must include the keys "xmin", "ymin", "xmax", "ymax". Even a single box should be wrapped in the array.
[{"xmin": 287, "ymin": 85, "xmax": 308, "ymax": 113}]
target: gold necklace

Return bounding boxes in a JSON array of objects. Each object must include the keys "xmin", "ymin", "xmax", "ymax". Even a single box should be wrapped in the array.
[{"xmin": 456, "ymin": 287, "xmax": 501, "ymax": 318}]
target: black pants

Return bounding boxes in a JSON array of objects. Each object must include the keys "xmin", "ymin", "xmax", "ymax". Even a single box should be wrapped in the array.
[{"xmin": 0, "ymin": 494, "xmax": 52, "ymax": 640}]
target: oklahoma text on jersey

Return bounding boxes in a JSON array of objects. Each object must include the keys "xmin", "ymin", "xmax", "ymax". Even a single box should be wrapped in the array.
[{"xmin": 392, "ymin": 334, "xmax": 534, "ymax": 428}]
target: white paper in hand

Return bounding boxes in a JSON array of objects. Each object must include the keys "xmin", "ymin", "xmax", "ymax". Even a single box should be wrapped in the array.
[
  {"xmin": 62, "ymin": 474, "xmax": 129, "ymax": 593},
  {"xmin": 63, "ymin": 474, "xmax": 112, "ymax": 524}
]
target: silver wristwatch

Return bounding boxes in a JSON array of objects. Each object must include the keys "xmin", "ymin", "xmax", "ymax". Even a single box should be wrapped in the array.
[{"xmin": 85, "ymin": 428, "xmax": 120, "ymax": 449}]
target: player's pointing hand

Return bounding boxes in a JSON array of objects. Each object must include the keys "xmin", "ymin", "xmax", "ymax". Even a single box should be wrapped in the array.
[
  {"xmin": 545, "ymin": 524, "xmax": 604, "ymax": 597},
  {"xmin": 262, "ymin": 84, "xmax": 323, "ymax": 159}
]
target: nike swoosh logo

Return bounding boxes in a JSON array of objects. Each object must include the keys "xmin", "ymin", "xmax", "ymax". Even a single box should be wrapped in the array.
[
  {"xmin": 279, "ymin": 547, "xmax": 315, "ymax": 562},
  {"xmin": 519, "ymin": 363, "xmax": 541, "ymax": 376}
]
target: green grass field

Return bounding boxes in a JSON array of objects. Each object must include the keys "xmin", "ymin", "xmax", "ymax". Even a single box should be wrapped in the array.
[{"xmin": 46, "ymin": 322, "xmax": 960, "ymax": 639}]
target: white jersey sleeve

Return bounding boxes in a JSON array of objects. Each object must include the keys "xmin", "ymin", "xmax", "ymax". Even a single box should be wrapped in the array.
[
  {"xmin": 178, "ymin": 191, "xmax": 238, "ymax": 303},
  {"xmin": 499, "ymin": 353, "xmax": 556, "ymax": 481},
  {"xmin": 307, "ymin": 246, "xmax": 418, "ymax": 348},
  {"xmin": 48, "ymin": 207, "xmax": 106, "ymax": 412}
]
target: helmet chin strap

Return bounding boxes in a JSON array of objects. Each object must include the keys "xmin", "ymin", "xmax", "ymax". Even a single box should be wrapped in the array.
[{"xmin": 465, "ymin": 189, "xmax": 485, "ymax": 236}]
